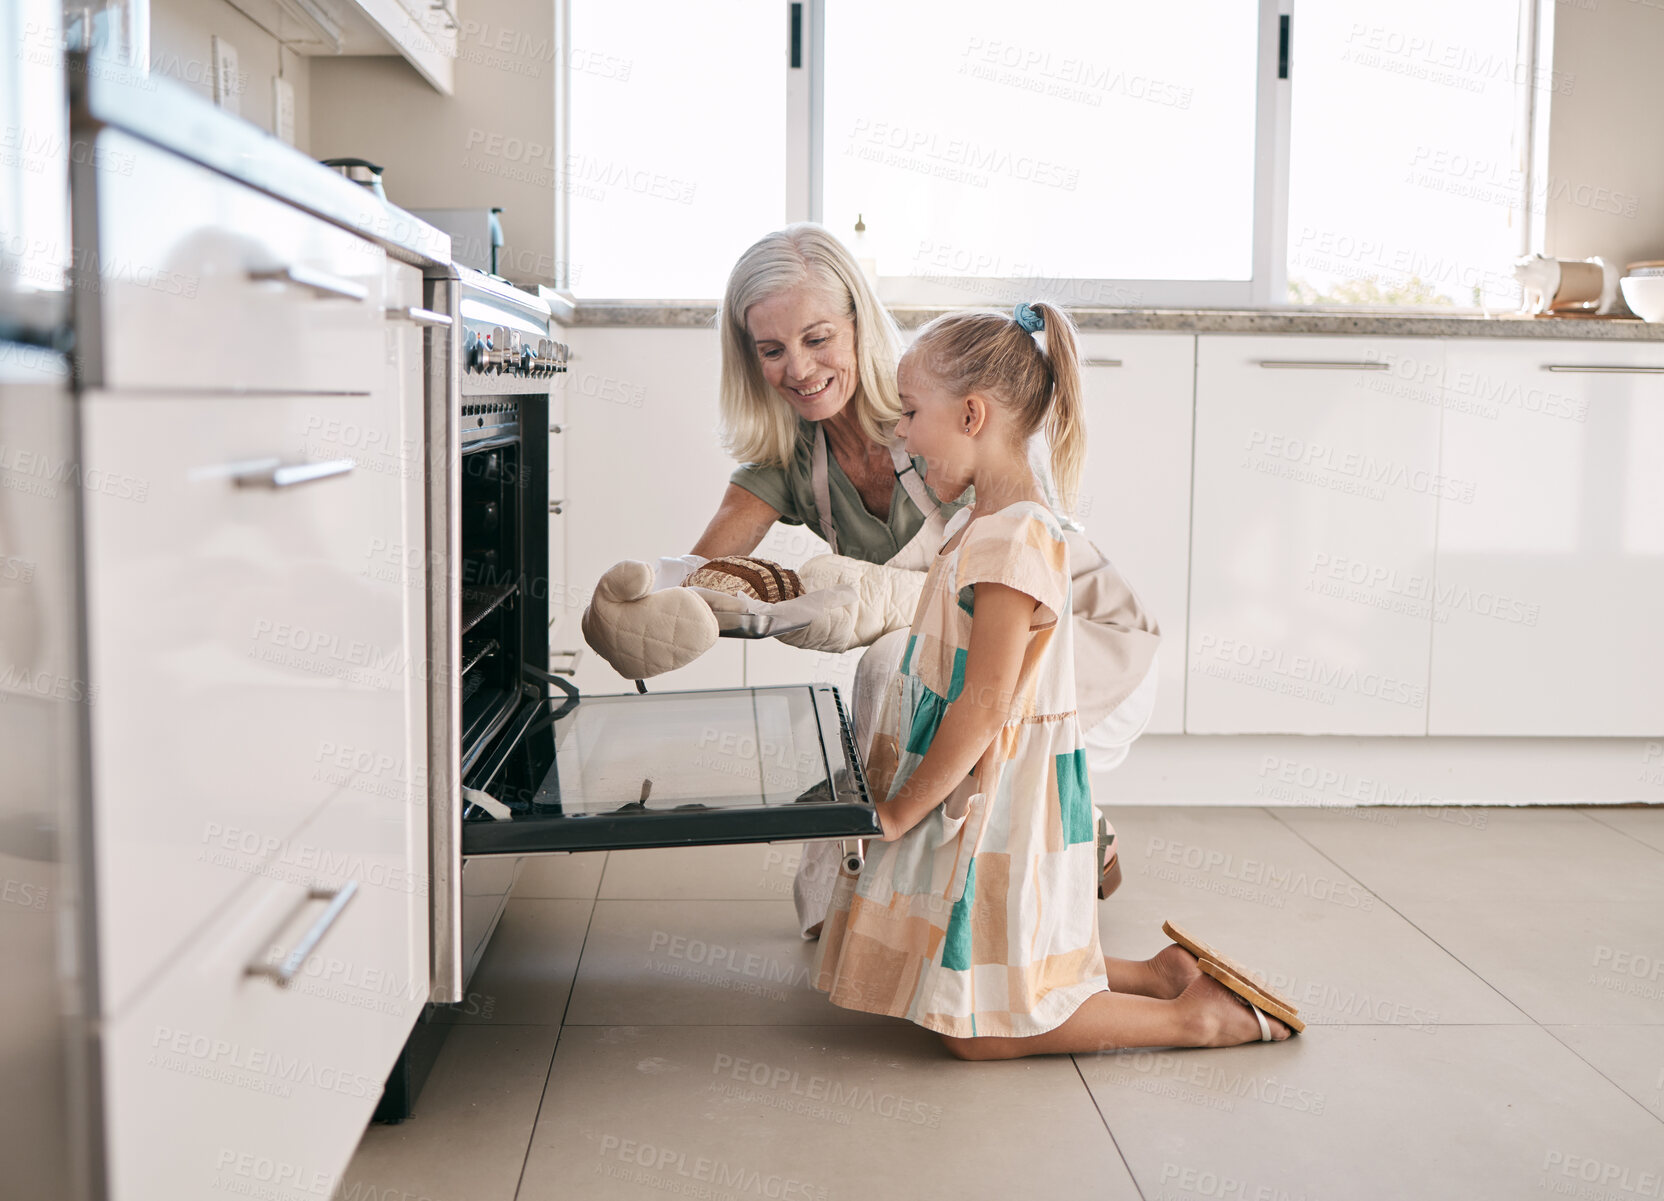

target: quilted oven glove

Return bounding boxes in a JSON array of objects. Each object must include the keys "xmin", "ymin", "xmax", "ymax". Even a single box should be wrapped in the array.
[
  {"xmin": 775, "ymin": 554, "xmax": 926, "ymax": 654},
  {"xmin": 580, "ymin": 558, "xmax": 719, "ymax": 680}
]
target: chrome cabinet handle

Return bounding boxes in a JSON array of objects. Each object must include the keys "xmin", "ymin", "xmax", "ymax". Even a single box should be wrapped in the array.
[
  {"xmin": 549, "ymin": 498, "xmax": 565, "ymax": 515},
  {"xmin": 247, "ymin": 263, "xmax": 369, "ymax": 303},
  {"xmin": 386, "ymin": 305, "xmax": 454, "ymax": 327},
  {"xmin": 246, "ymin": 881, "xmax": 359, "ymax": 987},
  {"xmin": 232, "ymin": 458, "xmax": 356, "ymax": 488},
  {"xmin": 1257, "ymin": 360, "xmax": 1390, "ymax": 371},
  {"xmin": 1542, "ymin": 364, "xmax": 1664, "ymax": 374},
  {"xmin": 549, "ymin": 422, "xmax": 564, "ymax": 434},
  {"xmin": 1083, "ymin": 358, "xmax": 1123, "ymax": 368}
]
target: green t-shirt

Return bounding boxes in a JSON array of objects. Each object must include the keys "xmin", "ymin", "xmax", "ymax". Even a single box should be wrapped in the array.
[{"xmin": 729, "ymin": 419, "xmax": 969, "ymax": 564}]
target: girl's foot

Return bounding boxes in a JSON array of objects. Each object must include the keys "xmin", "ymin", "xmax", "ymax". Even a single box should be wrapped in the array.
[
  {"xmin": 1150, "ymin": 943, "xmax": 1203, "ymax": 999},
  {"xmin": 1180, "ymin": 971, "xmax": 1294, "ymax": 1045}
]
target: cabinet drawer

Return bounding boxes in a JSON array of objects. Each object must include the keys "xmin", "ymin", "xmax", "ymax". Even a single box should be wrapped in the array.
[
  {"xmin": 102, "ymin": 797, "xmax": 423, "ymax": 1201},
  {"xmin": 87, "ymin": 129, "xmax": 387, "ymax": 395},
  {"xmin": 82, "ymin": 389, "xmax": 414, "ymax": 1015}
]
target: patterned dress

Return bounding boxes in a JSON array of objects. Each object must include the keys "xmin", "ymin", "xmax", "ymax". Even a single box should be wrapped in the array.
[{"xmin": 813, "ymin": 501, "xmax": 1108, "ymax": 1037}]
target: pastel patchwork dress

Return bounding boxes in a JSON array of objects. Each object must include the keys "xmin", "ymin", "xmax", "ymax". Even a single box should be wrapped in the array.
[{"xmin": 812, "ymin": 500, "xmax": 1108, "ymax": 1038}]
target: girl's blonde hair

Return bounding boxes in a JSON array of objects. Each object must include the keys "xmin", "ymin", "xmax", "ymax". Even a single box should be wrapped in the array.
[
  {"xmin": 718, "ymin": 223, "xmax": 904, "ymax": 467},
  {"xmin": 906, "ymin": 303, "xmax": 1087, "ymax": 513}
]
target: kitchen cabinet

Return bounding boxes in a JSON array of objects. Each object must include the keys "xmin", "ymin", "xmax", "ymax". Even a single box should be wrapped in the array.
[
  {"xmin": 1428, "ymin": 341, "xmax": 1664, "ymax": 735},
  {"xmin": 1188, "ymin": 336, "xmax": 1443, "ymax": 734},
  {"xmin": 70, "ymin": 118, "xmax": 433, "ymax": 1197},
  {"xmin": 1075, "ymin": 332, "xmax": 1195, "ymax": 734},
  {"xmin": 565, "ymin": 327, "xmax": 744, "ymax": 693}
]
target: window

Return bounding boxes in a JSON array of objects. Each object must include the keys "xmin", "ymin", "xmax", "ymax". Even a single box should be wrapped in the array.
[
  {"xmin": 1285, "ymin": 0, "xmax": 1532, "ymax": 309},
  {"xmin": 557, "ymin": 0, "xmax": 1537, "ymax": 308},
  {"xmin": 566, "ymin": 0, "xmax": 785, "ymax": 298},
  {"xmin": 822, "ymin": 0, "xmax": 1263, "ymax": 306}
]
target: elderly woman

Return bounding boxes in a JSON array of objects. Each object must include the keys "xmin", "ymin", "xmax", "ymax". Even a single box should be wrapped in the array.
[{"xmin": 582, "ymin": 223, "xmax": 1162, "ymax": 935}]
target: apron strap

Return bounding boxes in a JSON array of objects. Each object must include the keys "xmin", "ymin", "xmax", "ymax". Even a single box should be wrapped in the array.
[
  {"xmin": 812, "ymin": 424, "xmax": 946, "ymax": 559},
  {"xmin": 810, "ymin": 423, "xmax": 841, "ymax": 555}
]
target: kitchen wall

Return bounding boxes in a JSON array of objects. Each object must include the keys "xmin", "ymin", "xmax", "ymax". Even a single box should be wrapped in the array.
[
  {"xmin": 1541, "ymin": 0, "xmax": 1664, "ymax": 266},
  {"xmin": 149, "ymin": 0, "xmax": 311, "ymax": 150},
  {"xmin": 309, "ymin": 15, "xmax": 561, "ymax": 291}
]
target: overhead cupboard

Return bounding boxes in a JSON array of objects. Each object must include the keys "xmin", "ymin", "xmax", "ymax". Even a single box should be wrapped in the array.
[{"xmin": 564, "ymin": 326, "xmax": 1664, "ymax": 740}]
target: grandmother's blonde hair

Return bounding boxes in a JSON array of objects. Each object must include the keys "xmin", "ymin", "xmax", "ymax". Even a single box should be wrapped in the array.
[
  {"xmin": 718, "ymin": 223, "xmax": 903, "ymax": 467},
  {"xmin": 904, "ymin": 303, "xmax": 1087, "ymax": 514}
]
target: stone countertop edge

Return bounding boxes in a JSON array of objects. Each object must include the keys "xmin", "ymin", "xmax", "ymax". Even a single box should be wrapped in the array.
[{"xmin": 557, "ymin": 300, "xmax": 1664, "ymax": 340}]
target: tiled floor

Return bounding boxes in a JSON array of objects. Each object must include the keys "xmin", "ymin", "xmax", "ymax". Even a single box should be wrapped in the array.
[{"xmin": 341, "ymin": 807, "xmax": 1664, "ymax": 1201}]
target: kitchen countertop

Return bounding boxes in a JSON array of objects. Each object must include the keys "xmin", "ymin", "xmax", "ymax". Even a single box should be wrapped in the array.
[
  {"xmin": 560, "ymin": 300, "xmax": 1664, "ymax": 340},
  {"xmin": 68, "ymin": 54, "xmax": 450, "ymax": 269}
]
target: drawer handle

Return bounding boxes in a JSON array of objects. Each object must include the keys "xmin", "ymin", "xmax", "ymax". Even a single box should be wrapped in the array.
[
  {"xmin": 246, "ymin": 881, "xmax": 359, "ymax": 987},
  {"xmin": 1257, "ymin": 360, "xmax": 1390, "ymax": 371},
  {"xmin": 1541, "ymin": 364, "xmax": 1664, "ymax": 374},
  {"xmin": 233, "ymin": 458, "xmax": 356, "ymax": 488},
  {"xmin": 247, "ymin": 263, "xmax": 369, "ymax": 303},
  {"xmin": 1083, "ymin": 358, "xmax": 1123, "ymax": 368},
  {"xmin": 386, "ymin": 305, "xmax": 454, "ymax": 328}
]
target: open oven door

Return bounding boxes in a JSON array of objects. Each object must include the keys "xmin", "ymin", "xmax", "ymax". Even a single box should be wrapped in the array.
[{"xmin": 458, "ymin": 677, "xmax": 880, "ymax": 858}]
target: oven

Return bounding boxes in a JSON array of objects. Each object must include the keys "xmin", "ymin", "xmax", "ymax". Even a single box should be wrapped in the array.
[{"xmin": 383, "ymin": 264, "xmax": 880, "ymax": 1120}]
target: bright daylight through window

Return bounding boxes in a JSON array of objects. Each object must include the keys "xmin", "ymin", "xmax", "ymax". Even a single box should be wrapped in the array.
[{"xmin": 567, "ymin": 0, "xmax": 1535, "ymax": 308}]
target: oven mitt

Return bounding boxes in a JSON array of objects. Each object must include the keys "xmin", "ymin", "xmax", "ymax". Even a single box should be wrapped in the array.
[
  {"xmin": 774, "ymin": 554, "xmax": 926, "ymax": 654},
  {"xmin": 580, "ymin": 557, "xmax": 720, "ymax": 680}
]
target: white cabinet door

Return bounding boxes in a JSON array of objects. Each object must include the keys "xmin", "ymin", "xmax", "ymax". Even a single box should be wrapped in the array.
[
  {"xmin": 1076, "ymin": 332, "xmax": 1194, "ymax": 734},
  {"xmin": 81, "ymin": 389, "xmax": 415, "ymax": 1015},
  {"xmin": 101, "ymin": 794, "xmax": 425, "ymax": 1201},
  {"xmin": 1430, "ymin": 341, "xmax": 1664, "ymax": 735},
  {"xmin": 1188, "ymin": 337, "xmax": 1442, "ymax": 734},
  {"xmin": 547, "ymin": 380, "xmax": 575, "ymax": 665},
  {"xmin": 564, "ymin": 327, "xmax": 743, "ymax": 693}
]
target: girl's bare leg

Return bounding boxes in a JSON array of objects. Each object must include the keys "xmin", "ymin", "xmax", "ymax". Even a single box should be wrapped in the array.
[{"xmin": 940, "ymin": 971, "xmax": 1292, "ymax": 1060}]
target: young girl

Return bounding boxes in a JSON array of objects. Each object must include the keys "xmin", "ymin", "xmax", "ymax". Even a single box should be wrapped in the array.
[{"xmin": 812, "ymin": 302, "xmax": 1298, "ymax": 1058}]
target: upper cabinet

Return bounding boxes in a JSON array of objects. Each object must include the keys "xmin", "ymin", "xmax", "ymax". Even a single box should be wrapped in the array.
[
  {"xmin": 1189, "ymin": 336, "xmax": 1443, "ymax": 735},
  {"xmin": 1429, "ymin": 342, "xmax": 1664, "ymax": 736},
  {"xmin": 229, "ymin": 0, "xmax": 458, "ymax": 93},
  {"xmin": 1074, "ymin": 332, "xmax": 1195, "ymax": 735}
]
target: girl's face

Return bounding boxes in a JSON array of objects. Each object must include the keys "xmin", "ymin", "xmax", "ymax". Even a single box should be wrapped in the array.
[
  {"xmin": 895, "ymin": 356, "xmax": 975, "ymax": 501},
  {"xmin": 745, "ymin": 288, "xmax": 859, "ymax": 423}
]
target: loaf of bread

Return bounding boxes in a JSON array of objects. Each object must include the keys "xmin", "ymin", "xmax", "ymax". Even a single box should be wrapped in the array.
[{"xmin": 685, "ymin": 556, "xmax": 804, "ymax": 603}]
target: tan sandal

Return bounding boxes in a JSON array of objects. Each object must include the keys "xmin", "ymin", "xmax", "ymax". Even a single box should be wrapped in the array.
[
  {"xmin": 1163, "ymin": 919, "xmax": 1306, "ymax": 1034},
  {"xmin": 1095, "ymin": 809, "xmax": 1122, "ymax": 900}
]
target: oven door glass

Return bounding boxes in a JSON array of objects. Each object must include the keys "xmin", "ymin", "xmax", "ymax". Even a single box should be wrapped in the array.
[{"xmin": 460, "ymin": 684, "xmax": 879, "ymax": 856}]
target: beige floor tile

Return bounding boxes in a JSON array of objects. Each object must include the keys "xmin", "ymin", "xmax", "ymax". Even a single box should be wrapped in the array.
[
  {"xmin": 339, "ymin": 1025, "xmax": 556, "ymax": 1201},
  {"xmin": 1100, "ymin": 837, "xmax": 1527, "ymax": 1027},
  {"xmin": 1274, "ymin": 805, "xmax": 1664, "ymax": 904},
  {"xmin": 515, "ymin": 852, "xmax": 608, "ymax": 899},
  {"xmin": 598, "ymin": 841, "xmax": 810, "ymax": 901},
  {"xmin": 437, "ymin": 899, "xmax": 592, "ymax": 1026},
  {"xmin": 1076, "ymin": 1025, "xmax": 1664, "ymax": 1201},
  {"xmin": 1548, "ymin": 1025, "xmax": 1664, "ymax": 1121},
  {"xmin": 1586, "ymin": 806, "xmax": 1664, "ymax": 855},
  {"xmin": 564, "ymin": 900, "xmax": 893, "ymax": 1026},
  {"xmin": 1395, "ymin": 899, "xmax": 1664, "ymax": 1025},
  {"xmin": 517, "ymin": 1024, "xmax": 1140, "ymax": 1201}
]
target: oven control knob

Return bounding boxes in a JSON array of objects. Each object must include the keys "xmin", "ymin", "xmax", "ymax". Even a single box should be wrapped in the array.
[
  {"xmin": 465, "ymin": 331, "xmax": 484, "ymax": 373},
  {"xmin": 492, "ymin": 327, "xmax": 510, "ymax": 374}
]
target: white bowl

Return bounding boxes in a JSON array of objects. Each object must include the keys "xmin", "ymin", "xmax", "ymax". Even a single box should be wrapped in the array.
[{"xmin": 1619, "ymin": 275, "xmax": 1664, "ymax": 321}]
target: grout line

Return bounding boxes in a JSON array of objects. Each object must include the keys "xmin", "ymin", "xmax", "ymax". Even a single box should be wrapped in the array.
[
  {"xmin": 511, "ymin": 888, "xmax": 602, "ymax": 1201},
  {"xmin": 1538, "ymin": 1025, "xmax": 1664, "ymax": 1130},
  {"xmin": 1581, "ymin": 810, "xmax": 1664, "ymax": 858},
  {"xmin": 1261, "ymin": 808, "xmax": 1539, "ymax": 1024},
  {"xmin": 1071, "ymin": 1054, "xmax": 1147, "ymax": 1201}
]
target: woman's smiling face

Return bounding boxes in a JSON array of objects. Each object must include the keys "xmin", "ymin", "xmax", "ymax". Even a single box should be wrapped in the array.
[{"xmin": 745, "ymin": 288, "xmax": 859, "ymax": 423}]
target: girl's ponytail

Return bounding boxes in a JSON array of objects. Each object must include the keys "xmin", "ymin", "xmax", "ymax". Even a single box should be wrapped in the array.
[{"xmin": 1030, "ymin": 302, "xmax": 1085, "ymax": 515}]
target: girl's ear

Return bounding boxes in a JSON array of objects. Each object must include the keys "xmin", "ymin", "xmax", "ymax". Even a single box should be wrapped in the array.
[{"xmin": 961, "ymin": 393, "xmax": 992, "ymax": 437}]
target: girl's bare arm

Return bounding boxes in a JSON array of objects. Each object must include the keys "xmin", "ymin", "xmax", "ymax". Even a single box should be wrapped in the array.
[{"xmin": 876, "ymin": 581, "xmax": 1037, "ymax": 840}]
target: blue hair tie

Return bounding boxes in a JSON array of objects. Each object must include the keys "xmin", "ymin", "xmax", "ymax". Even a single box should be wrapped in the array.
[{"xmin": 1013, "ymin": 302, "xmax": 1044, "ymax": 333}]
